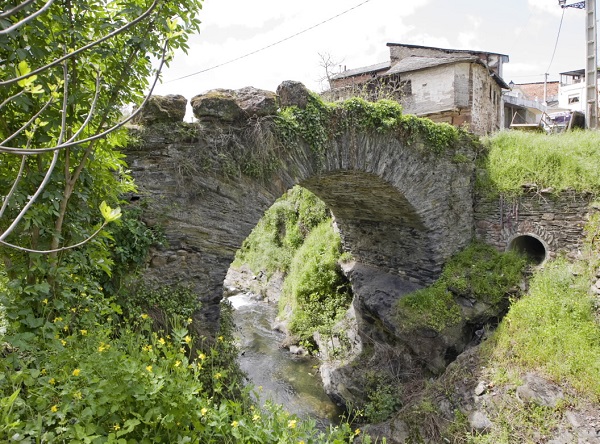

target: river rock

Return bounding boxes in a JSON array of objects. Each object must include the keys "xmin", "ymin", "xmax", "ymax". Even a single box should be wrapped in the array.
[{"xmin": 133, "ymin": 94, "xmax": 187, "ymax": 125}]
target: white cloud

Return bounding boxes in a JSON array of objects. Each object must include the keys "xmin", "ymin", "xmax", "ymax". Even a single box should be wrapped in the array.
[{"xmin": 151, "ymin": 0, "xmax": 590, "ymax": 109}]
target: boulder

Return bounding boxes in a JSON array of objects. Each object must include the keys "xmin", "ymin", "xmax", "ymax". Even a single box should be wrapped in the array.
[
  {"xmin": 133, "ymin": 94, "xmax": 187, "ymax": 125},
  {"xmin": 236, "ymin": 86, "xmax": 278, "ymax": 117},
  {"xmin": 276, "ymin": 80, "xmax": 312, "ymax": 109},
  {"xmin": 516, "ymin": 373, "xmax": 564, "ymax": 408},
  {"xmin": 469, "ymin": 410, "xmax": 493, "ymax": 433},
  {"xmin": 191, "ymin": 89, "xmax": 244, "ymax": 122}
]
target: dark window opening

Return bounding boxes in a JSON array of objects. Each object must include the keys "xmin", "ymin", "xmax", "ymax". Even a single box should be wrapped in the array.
[{"xmin": 508, "ymin": 235, "xmax": 546, "ymax": 265}]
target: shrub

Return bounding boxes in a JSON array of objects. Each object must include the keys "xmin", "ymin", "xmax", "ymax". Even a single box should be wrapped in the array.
[
  {"xmin": 281, "ymin": 221, "xmax": 352, "ymax": 340},
  {"xmin": 233, "ymin": 186, "xmax": 329, "ymax": 277},
  {"xmin": 396, "ymin": 243, "xmax": 529, "ymax": 333}
]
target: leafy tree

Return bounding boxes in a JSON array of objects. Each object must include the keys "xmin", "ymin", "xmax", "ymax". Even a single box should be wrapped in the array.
[{"xmin": 0, "ymin": 0, "xmax": 202, "ymax": 318}]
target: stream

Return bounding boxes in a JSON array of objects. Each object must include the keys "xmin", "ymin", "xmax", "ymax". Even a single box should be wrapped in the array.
[{"xmin": 228, "ymin": 292, "xmax": 344, "ymax": 426}]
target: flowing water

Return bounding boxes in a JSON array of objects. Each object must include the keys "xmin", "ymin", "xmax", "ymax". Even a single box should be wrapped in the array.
[{"xmin": 228, "ymin": 292, "xmax": 344, "ymax": 425}]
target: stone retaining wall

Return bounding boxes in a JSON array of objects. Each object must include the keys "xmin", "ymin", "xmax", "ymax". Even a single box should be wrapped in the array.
[{"xmin": 474, "ymin": 190, "xmax": 594, "ymax": 259}]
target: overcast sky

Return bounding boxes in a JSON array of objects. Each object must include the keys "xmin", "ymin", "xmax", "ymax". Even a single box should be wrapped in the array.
[{"xmin": 153, "ymin": 0, "xmax": 598, "ymax": 111}]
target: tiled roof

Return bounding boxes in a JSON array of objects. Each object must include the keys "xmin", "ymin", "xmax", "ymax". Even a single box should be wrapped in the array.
[
  {"xmin": 331, "ymin": 61, "xmax": 391, "ymax": 79},
  {"xmin": 385, "ymin": 55, "xmax": 479, "ymax": 75},
  {"xmin": 515, "ymin": 82, "xmax": 559, "ymax": 100}
]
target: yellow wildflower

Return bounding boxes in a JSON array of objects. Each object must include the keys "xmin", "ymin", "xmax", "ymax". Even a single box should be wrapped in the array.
[
  {"xmin": 217, "ymin": 336, "xmax": 223, "ymax": 341},
  {"xmin": 72, "ymin": 368, "xmax": 80, "ymax": 376},
  {"xmin": 174, "ymin": 360, "xmax": 181, "ymax": 367},
  {"xmin": 41, "ymin": 368, "xmax": 47, "ymax": 375},
  {"xmin": 355, "ymin": 428, "xmax": 361, "ymax": 435},
  {"xmin": 184, "ymin": 335, "xmax": 192, "ymax": 344},
  {"xmin": 51, "ymin": 405, "xmax": 58, "ymax": 413},
  {"xmin": 98, "ymin": 342, "xmax": 110, "ymax": 352},
  {"xmin": 198, "ymin": 352, "xmax": 206, "ymax": 360},
  {"xmin": 200, "ymin": 407, "xmax": 208, "ymax": 416},
  {"xmin": 142, "ymin": 344, "xmax": 152, "ymax": 352},
  {"xmin": 80, "ymin": 330, "xmax": 87, "ymax": 336},
  {"xmin": 231, "ymin": 421, "xmax": 239, "ymax": 428},
  {"xmin": 158, "ymin": 338, "xmax": 166, "ymax": 345},
  {"xmin": 187, "ymin": 317, "xmax": 193, "ymax": 324},
  {"xmin": 70, "ymin": 307, "xmax": 76, "ymax": 312},
  {"xmin": 73, "ymin": 391, "xmax": 82, "ymax": 400},
  {"xmin": 42, "ymin": 299, "xmax": 48, "ymax": 305},
  {"xmin": 288, "ymin": 419, "xmax": 297, "ymax": 429},
  {"xmin": 146, "ymin": 365, "xmax": 153, "ymax": 373},
  {"xmin": 141, "ymin": 314, "xmax": 149, "ymax": 320},
  {"xmin": 63, "ymin": 325, "xmax": 68, "ymax": 331},
  {"xmin": 54, "ymin": 317, "xmax": 62, "ymax": 323},
  {"xmin": 113, "ymin": 424, "xmax": 120, "ymax": 431},
  {"xmin": 49, "ymin": 378, "xmax": 56, "ymax": 385},
  {"xmin": 252, "ymin": 414, "xmax": 260, "ymax": 422},
  {"xmin": 214, "ymin": 372, "xmax": 222, "ymax": 379}
]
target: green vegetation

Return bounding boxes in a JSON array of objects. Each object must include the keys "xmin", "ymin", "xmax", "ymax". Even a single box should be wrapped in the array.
[
  {"xmin": 440, "ymin": 243, "xmax": 529, "ymax": 305},
  {"xmin": 0, "ymin": 1, "xmax": 367, "ymax": 441},
  {"xmin": 485, "ymin": 257, "xmax": 600, "ymax": 399},
  {"xmin": 234, "ymin": 185, "xmax": 352, "ymax": 343},
  {"xmin": 233, "ymin": 186, "xmax": 329, "ymax": 276},
  {"xmin": 362, "ymin": 372, "xmax": 403, "ymax": 423},
  {"xmin": 395, "ymin": 243, "xmax": 528, "ymax": 332},
  {"xmin": 281, "ymin": 221, "xmax": 352, "ymax": 340},
  {"xmin": 479, "ymin": 130, "xmax": 600, "ymax": 196},
  {"xmin": 275, "ymin": 94, "xmax": 464, "ymax": 162}
]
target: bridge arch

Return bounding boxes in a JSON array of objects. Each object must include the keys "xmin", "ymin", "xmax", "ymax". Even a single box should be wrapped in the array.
[{"xmin": 125, "ymin": 88, "xmax": 477, "ymax": 333}]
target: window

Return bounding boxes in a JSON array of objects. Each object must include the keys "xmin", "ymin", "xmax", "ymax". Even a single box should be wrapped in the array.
[{"xmin": 568, "ymin": 95, "xmax": 580, "ymax": 104}]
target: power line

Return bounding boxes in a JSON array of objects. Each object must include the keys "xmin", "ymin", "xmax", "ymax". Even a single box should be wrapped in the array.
[
  {"xmin": 165, "ymin": 0, "xmax": 372, "ymax": 83},
  {"xmin": 545, "ymin": 8, "xmax": 566, "ymax": 73}
]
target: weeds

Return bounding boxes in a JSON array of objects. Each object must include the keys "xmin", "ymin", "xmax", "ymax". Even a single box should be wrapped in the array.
[{"xmin": 479, "ymin": 130, "xmax": 600, "ymax": 196}]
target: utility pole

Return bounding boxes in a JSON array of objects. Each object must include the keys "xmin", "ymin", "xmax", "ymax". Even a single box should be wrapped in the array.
[
  {"xmin": 585, "ymin": 0, "xmax": 598, "ymax": 129},
  {"xmin": 559, "ymin": 0, "xmax": 598, "ymax": 129}
]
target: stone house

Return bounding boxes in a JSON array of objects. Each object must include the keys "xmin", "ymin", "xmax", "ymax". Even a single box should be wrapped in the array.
[{"xmin": 327, "ymin": 43, "xmax": 510, "ymax": 135}]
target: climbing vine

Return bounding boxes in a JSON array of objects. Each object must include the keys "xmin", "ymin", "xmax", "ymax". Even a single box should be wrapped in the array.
[{"xmin": 274, "ymin": 93, "xmax": 466, "ymax": 163}]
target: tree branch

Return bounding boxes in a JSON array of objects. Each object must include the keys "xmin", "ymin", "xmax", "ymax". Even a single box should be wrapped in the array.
[
  {"xmin": 0, "ymin": 0, "xmax": 159, "ymax": 87},
  {"xmin": 0, "ymin": 0, "xmax": 54, "ymax": 35}
]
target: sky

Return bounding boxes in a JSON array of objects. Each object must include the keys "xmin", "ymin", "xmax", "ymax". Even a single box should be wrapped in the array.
[{"xmin": 152, "ymin": 0, "xmax": 598, "ymax": 116}]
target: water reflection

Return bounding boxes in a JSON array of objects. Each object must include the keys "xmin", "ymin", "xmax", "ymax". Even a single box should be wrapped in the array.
[{"xmin": 228, "ymin": 293, "xmax": 343, "ymax": 424}]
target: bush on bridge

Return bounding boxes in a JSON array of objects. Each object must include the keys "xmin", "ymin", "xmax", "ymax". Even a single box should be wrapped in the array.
[{"xmin": 275, "ymin": 93, "xmax": 465, "ymax": 162}]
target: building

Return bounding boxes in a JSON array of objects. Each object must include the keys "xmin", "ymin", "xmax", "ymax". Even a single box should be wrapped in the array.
[
  {"xmin": 557, "ymin": 68, "xmax": 600, "ymax": 113},
  {"xmin": 503, "ymin": 81, "xmax": 559, "ymax": 128},
  {"xmin": 328, "ymin": 43, "xmax": 510, "ymax": 135}
]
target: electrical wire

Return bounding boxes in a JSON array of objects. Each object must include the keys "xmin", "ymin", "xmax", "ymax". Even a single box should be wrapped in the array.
[
  {"xmin": 545, "ymin": 8, "xmax": 566, "ymax": 74},
  {"xmin": 165, "ymin": 0, "xmax": 372, "ymax": 83}
]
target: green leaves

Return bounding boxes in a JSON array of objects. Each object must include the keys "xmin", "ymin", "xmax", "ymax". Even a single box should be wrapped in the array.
[{"xmin": 99, "ymin": 201, "xmax": 122, "ymax": 223}]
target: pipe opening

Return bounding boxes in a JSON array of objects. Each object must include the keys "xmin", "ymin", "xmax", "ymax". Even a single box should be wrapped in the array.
[{"xmin": 508, "ymin": 235, "xmax": 547, "ymax": 265}]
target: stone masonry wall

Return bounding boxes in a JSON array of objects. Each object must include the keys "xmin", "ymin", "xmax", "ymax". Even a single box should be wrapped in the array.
[
  {"xmin": 125, "ymin": 83, "xmax": 478, "ymax": 334},
  {"xmin": 474, "ymin": 190, "xmax": 594, "ymax": 259}
]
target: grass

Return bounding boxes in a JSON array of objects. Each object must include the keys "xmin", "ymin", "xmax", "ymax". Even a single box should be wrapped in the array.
[
  {"xmin": 480, "ymin": 130, "xmax": 600, "ymax": 196},
  {"xmin": 232, "ymin": 186, "xmax": 328, "ymax": 277},
  {"xmin": 484, "ymin": 258, "xmax": 600, "ymax": 400},
  {"xmin": 395, "ymin": 243, "xmax": 528, "ymax": 333},
  {"xmin": 280, "ymin": 220, "xmax": 352, "ymax": 340}
]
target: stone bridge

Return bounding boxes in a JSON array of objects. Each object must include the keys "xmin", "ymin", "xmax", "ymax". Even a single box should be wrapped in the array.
[{"xmin": 124, "ymin": 82, "xmax": 593, "ymax": 334}]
